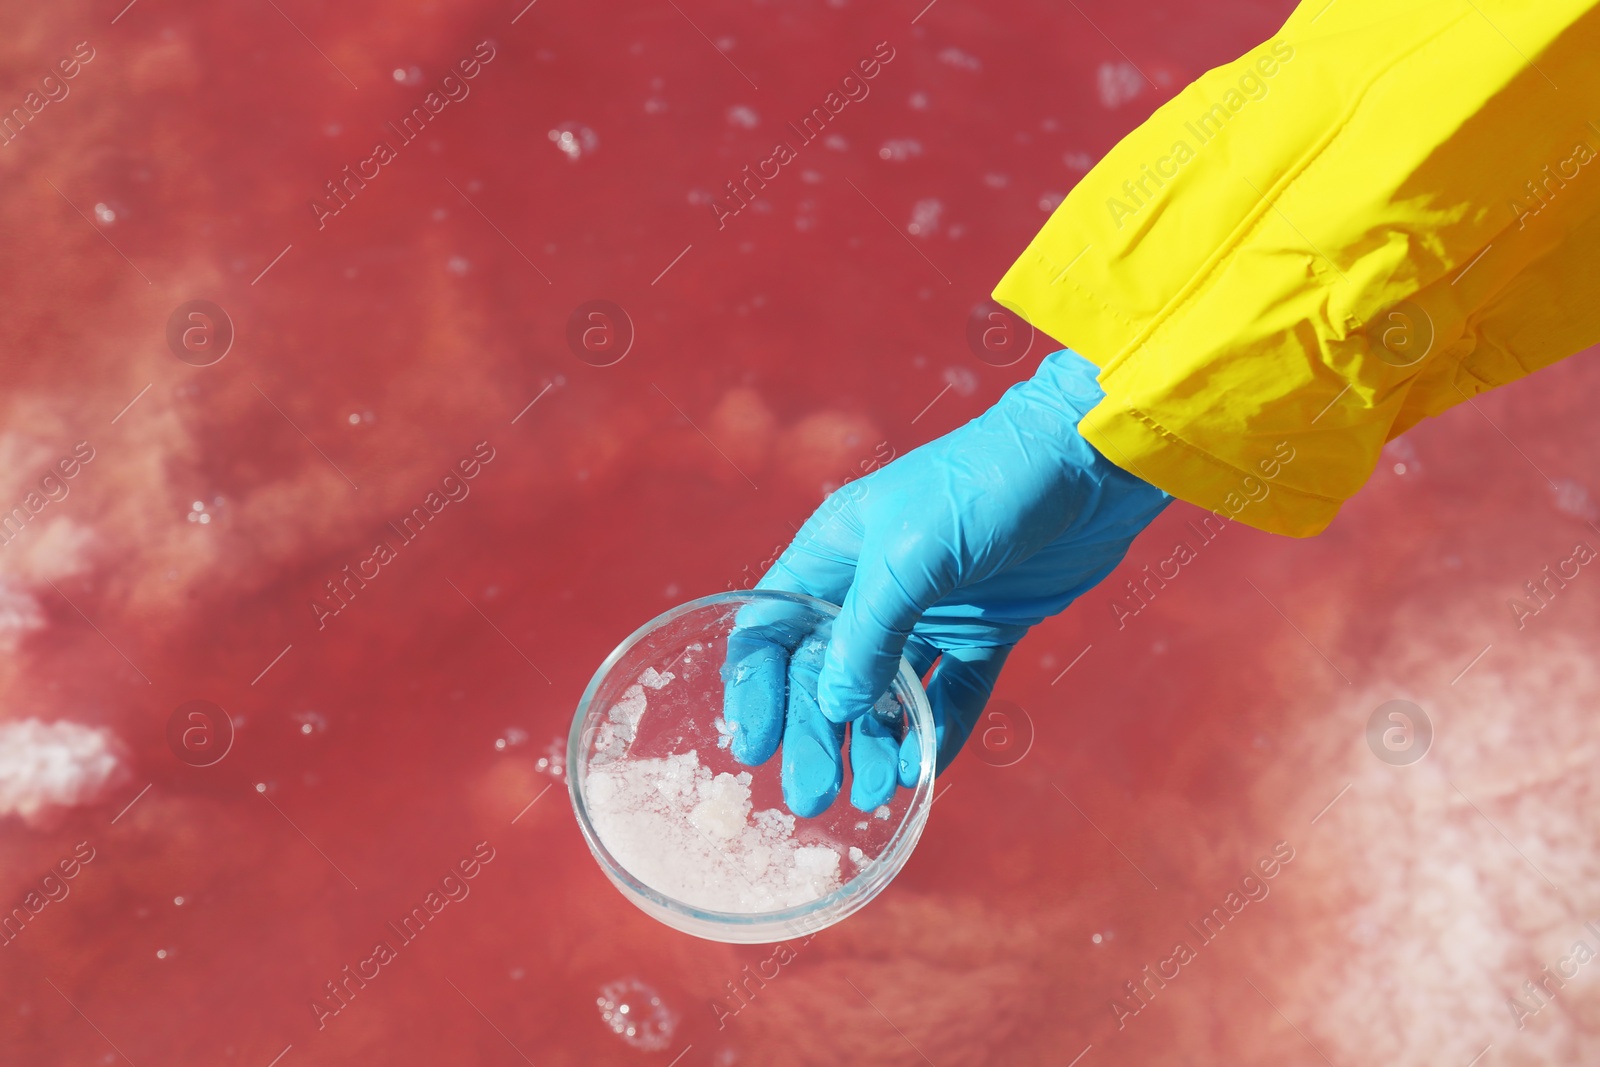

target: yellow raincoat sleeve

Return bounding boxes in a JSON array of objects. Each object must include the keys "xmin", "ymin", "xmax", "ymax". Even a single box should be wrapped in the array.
[{"xmin": 993, "ymin": 0, "xmax": 1600, "ymax": 537}]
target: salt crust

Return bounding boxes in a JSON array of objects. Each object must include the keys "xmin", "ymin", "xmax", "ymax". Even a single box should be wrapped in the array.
[
  {"xmin": 585, "ymin": 669, "xmax": 846, "ymax": 912},
  {"xmin": 586, "ymin": 749, "xmax": 843, "ymax": 913},
  {"xmin": 0, "ymin": 718, "xmax": 121, "ymax": 825}
]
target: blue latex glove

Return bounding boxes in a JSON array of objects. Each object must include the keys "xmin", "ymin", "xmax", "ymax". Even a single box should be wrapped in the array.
[{"xmin": 720, "ymin": 349, "xmax": 1172, "ymax": 817}]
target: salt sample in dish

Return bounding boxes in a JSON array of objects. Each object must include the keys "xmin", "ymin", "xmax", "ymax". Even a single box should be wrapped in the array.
[
  {"xmin": 570, "ymin": 590, "xmax": 937, "ymax": 941},
  {"xmin": 585, "ymin": 748, "xmax": 844, "ymax": 913},
  {"xmin": 582, "ymin": 667, "xmax": 858, "ymax": 913}
]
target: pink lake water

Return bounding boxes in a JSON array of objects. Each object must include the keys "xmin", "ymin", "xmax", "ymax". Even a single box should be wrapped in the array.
[{"xmin": 2, "ymin": 0, "xmax": 1599, "ymax": 1064}]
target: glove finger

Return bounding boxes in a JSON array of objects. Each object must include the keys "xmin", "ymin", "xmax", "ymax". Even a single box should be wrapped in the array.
[
  {"xmin": 897, "ymin": 644, "xmax": 1011, "ymax": 787},
  {"xmin": 848, "ymin": 701, "xmax": 903, "ymax": 812},
  {"xmin": 721, "ymin": 591, "xmax": 823, "ymax": 766},
  {"xmin": 848, "ymin": 634, "xmax": 935, "ymax": 811},
  {"xmin": 817, "ymin": 542, "xmax": 956, "ymax": 725},
  {"xmin": 725, "ymin": 489, "xmax": 862, "ymax": 769},
  {"xmin": 720, "ymin": 624, "xmax": 790, "ymax": 766},
  {"xmin": 780, "ymin": 636, "xmax": 845, "ymax": 817}
]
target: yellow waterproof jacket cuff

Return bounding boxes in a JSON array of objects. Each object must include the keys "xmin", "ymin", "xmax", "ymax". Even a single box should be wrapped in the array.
[
  {"xmin": 1079, "ymin": 397, "xmax": 1337, "ymax": 539},
  {"xmin": 995, "ymin": 0, "xmax": 1600, "ymax": 538}
]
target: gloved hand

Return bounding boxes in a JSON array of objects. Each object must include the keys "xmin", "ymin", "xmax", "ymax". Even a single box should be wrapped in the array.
[{"xmin": 720, "ymin": 349, "xmax": 1172, "ymax": 817}]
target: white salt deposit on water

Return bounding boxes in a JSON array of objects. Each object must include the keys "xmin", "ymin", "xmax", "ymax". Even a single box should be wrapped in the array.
[
  {"xmin": 0, "ymin": 719, "xmax": 123, "ymax": 825},
  {"xmin": 585, "ymin": 749, "xmax": 844, "ymax": 913}
]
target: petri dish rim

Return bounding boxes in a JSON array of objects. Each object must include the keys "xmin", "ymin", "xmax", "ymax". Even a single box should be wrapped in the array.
[{"xmin": 567, "ymin": 588, "xmax": 937, "ymax": 941}]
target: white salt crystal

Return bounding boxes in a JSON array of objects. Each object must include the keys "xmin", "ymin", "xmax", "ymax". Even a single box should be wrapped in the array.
[
  {"xmin": 586, "ymin": 771, "xmax": 618, "ymax": 806},
  {"xmin": 689, "ymin": 772, "xmax": 750, "ymax": 840},
  {"xmin": 585, "ymin": 747, "xmax": 847, "ymax": 913},
  {"xmin": 753, "ymin": 807, "xmax": 795, "ymax": 836},
  {"xmin": 612, "ymin": 685, "xmax": 648, "ymax": 730},
  {"xmin": 794, "ymin": 846, "xmax": 841, "ymax": 885},
  {"xmin": 594, "ymin": 685, "xmax": 651, "ymax": 760},
  {"xmin": 640, "ymin": 667, "xmax": 674, "ymax": 689}
]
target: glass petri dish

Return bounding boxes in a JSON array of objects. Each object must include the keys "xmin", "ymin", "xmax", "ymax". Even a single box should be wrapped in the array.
[{"xmin": 568, "ymin": 589, "xmax": 936, "ymax": 944}]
